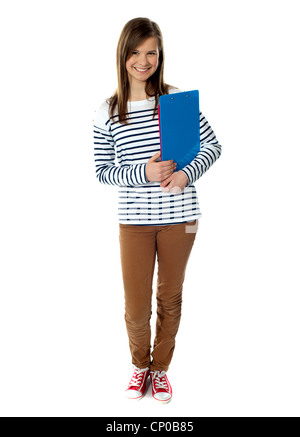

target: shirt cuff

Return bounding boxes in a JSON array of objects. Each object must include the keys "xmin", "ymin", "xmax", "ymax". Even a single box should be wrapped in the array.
[
  {"xmin": 179, "ymin": 168, "xmax": 191, "ymax": 186},
  {"xmin": 141, "ymin": 163, "xmax": 148, "ymax": 184}
]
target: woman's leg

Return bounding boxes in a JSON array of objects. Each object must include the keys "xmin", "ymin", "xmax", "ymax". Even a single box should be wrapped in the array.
[
  {"xmin": 151, "ymin": 219, "xmax": 198, "ymax": 371},
  {"xmin": 119, "ymin": 224, "xmax": 157, "ymax": 369}
]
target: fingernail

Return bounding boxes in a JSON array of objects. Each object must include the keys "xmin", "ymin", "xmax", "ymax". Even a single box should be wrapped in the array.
[{"xmin": 170, "ymin": 186, "xmax": 182, "ymax": 194}]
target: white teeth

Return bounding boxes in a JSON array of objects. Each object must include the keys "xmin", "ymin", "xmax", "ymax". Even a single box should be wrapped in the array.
[{"xmin": 135, "ymin": 67, "xmax": 150, "ymax": 72}]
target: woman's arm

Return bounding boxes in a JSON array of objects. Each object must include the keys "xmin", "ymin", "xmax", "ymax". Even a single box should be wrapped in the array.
[
  {"xmin": 93, "ymin": 106, "xmax": 148, "ymax": 187},
  {"xmin": 180, "ymin": 111, "xmax": 222, "ymax": 185}
]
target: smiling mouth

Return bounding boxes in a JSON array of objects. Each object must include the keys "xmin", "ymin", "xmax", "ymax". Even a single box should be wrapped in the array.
[{"xmin": 134, "ymin": 67, "xmax": 151, "ymax": 72}]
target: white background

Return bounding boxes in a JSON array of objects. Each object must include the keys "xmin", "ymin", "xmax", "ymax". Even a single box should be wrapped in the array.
[{"xmin": 0, "ymin": 0, "xmax": 299, "ymax": 417}]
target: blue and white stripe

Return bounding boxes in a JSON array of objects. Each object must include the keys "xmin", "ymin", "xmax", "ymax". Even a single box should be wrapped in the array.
[{"xmin": 93, "ymin": 89, "xmax": 222, "ymax": 225}]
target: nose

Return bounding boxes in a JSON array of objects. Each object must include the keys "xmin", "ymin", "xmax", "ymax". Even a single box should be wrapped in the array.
[{"xmin": 137, "ymin": 53, "xmax": 148, "ymax": 66}]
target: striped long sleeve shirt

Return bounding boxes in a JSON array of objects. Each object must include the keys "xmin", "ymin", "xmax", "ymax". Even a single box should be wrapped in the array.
[{"xmin": 93, "ymin": 88, "xmax": 222, "ymax": 225}]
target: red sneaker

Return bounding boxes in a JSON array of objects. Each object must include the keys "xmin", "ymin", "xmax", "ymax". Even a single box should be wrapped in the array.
[
  {"xmin": 150, "ymin": 370, "xmax": 172, "ymax": 403},
  {"xmin": 125, "ymin": 366, "xmax": 150, "ymax": 400}
]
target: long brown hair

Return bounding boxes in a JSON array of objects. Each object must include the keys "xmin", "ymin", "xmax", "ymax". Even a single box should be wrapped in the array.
[{"xmin": 107, "ymin": 17, "xmax": 177, "ymax": 124}]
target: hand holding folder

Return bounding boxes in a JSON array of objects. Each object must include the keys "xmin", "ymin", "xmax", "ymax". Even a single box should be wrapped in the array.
[{"xmin": 158, "ymin": 90, "xmax": 200, "ymax": 171}]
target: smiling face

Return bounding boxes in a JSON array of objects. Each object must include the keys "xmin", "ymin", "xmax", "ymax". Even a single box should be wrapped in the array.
[{"xmin": 125, "ymin": 36, "xmax": 159, "ymax": 90}]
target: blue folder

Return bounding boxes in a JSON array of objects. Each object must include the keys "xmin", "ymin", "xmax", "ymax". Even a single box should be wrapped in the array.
[{"xmin": 158, "ymin": 90, "xmax": 200, "ymax": 171}]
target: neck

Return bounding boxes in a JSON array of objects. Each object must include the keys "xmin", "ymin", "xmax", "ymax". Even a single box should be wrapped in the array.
[
  {"xmin": 128, "ymin": 89, "xmax": 147, "ymax": 101},
  {"xmin": 128, "ymin": 81, "xmax": 155, "ymax": 101}
]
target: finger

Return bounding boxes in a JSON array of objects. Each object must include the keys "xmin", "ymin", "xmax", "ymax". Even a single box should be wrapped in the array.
[
  {"xmin": 170, "ymin": 186, "xmax": 182, "ymax": 194},
  {"xmin": 160, "ymin": 158, "xmax": 174, "ymax": 163},
  {"xmin": 160, "ymin": 175, "xmax": 172, "ymax": 187},
  {"xmin": 162, "ymin": 164, "xmax": 176, "ymax": 178},
  {"xmin": 162, "ymin": 170, "xmax": 174, "ymax": 181},
  {"xmin": 161, "ymin": 171, "xmax": 176, "ymax": 183},
  {"xmin": 150, "ymin": 151, "xmax": 161, "ymax": 162},
  {"xmin": 161, "ymin": 161, "xmax": 176, "ymax": 169},
  {"xmin": 160, "ymin": 179, "xmax": 173, "ymax": 193}
]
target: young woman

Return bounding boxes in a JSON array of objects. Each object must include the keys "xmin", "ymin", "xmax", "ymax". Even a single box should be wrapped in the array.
[{"xmin": 93, "ymin": 17, "xmax": 222, "ymax": 403}]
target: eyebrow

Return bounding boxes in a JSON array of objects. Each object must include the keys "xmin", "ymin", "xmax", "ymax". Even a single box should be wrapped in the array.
[{"xmin": 133, "ymin": 49, "xmax": 157, "ymax": 52}]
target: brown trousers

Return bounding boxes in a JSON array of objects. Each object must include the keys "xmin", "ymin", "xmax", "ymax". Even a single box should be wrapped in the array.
[{"xmin": 119, "ymin": 219, "xmax": 198, "ymax": 371}]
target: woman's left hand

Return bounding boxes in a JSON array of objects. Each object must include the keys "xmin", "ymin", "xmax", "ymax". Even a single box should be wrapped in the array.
[{"xmin": 160, "ymin": 170, "xmax": 189, "ymax": 194}]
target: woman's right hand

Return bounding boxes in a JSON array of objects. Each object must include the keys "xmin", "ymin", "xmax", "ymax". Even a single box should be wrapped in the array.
[{"xmin": 145, "ymin": 151, "xmax": 177, "ymax": 182}]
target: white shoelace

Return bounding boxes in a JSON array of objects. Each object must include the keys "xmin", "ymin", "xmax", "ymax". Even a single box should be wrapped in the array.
[
  {"xmin": 129, "ymin": 366, "xmax": 149, "ymax": 387},
  {"xmin": 151, "ymin": 371, "xmax": 168, "ymax": 390}
]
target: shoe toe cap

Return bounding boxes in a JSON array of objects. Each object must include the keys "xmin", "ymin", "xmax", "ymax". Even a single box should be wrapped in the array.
[
  {"xmin": 125, "ymin": 389, "xmax": 143, "ymax": 399},
  {"xmin": 153, "ymin": 392, "xmax": 172, "ymax": 401}
]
